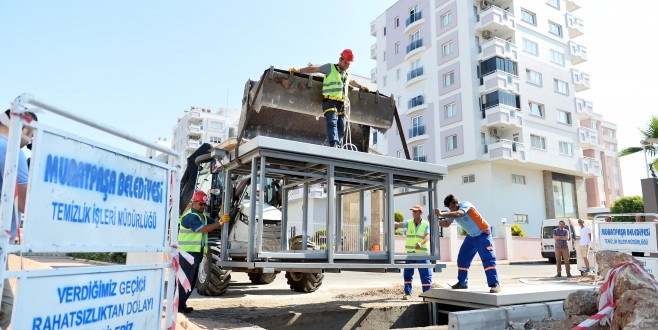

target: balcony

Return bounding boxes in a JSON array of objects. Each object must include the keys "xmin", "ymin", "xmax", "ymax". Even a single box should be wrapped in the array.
[
  {"xmin": 483, "ymin": 105, "xmax": 523, "ymax": 129},
  {"xmin": 480, "ymin": 37, "xmax": 517, "ymax": 60},
  {"xmin": 581, "ymin": 157, "xmax": 602, "ymax": 177},
  {"xmin": 408, "ymin": 125, "xmax": 426, "ymax": 139},
  {"xmin": 187, "ymin": 124, "xmax": 202, "ymax": 137},
  {"xmin": 575, "ymin": 98, "xmax": 594, "ymax": 119},
  {"xmin": 571, "ymin": 69, "xmax": 591, "ymax": 92},
  {"xmin": 412, "ymin": 155, "xmax": 427, "ymax": 162},
  {"xmin": 569, "ymin": 41, "xmax": 587, "ymax": 65},
  {"xmin": 370, "ymin": 22, "xmax": 376, "ymax": 36},
  {"xmin": 486, "ymin": 139, "xmax": 527, "ymax": 163},
  {"xmin": 566, "ymin": 13, "xmax": 584, "ymax": 38},
  {"xmin": 185, "ymin": 139, "xmax": 201, "ymax": 150},
  {"xmin": 480, "ymin": 70, "xmax": 520, "ymax": 94},
  {"xmin": 565, "ymin": 0, "xmax": 582, "ymax": 12},
  {"xmin": 476, "ymin": 6, "xmax": 516, "ymax": 37},
  {"xmin": 406, "ymin": 95, "xmax": 428, "ymax": 115},
  {"xmin": 578, "ymin": 127, "xmax": 599, "ymax": 148},
  {"xmin": 405, "ymin": 38, "xmax": 425, "ymax": 60},
  {"xmin": 370, "ymin": 43, "xmax": 377, "ymax": 59},
  {"xmin": 405, "ymin": 11, "xmax": 424, "ymax": 33},
  {"xmin": 405, "ymin": 66, "xmax": 425, "ymax": 88},
  {"xmin": 188, "ymin": 110, "xmax": 202, "ymax": 123},
  {"xmin": 370, "ymin": 68, "xmax": 377, "ymax": 83}
]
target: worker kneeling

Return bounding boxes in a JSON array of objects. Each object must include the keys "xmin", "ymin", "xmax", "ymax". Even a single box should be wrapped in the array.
[{"xmin": 395, "ymin": 204, "xmax": 432, "ymax": 300}]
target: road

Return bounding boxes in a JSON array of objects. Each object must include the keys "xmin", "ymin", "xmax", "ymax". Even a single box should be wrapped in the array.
[{"xmin": 183, "ymin": 262, "xmax": 569, "ymax": 328}]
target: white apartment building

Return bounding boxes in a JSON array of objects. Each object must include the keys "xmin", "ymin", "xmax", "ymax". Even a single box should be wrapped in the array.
[
  {"xmin": 168, "ymin": 106, "xmax": 239, "ymax": 171},
  {"xmin": 370, "ymin": 0, "xmax": 622, "ymax": 236}
]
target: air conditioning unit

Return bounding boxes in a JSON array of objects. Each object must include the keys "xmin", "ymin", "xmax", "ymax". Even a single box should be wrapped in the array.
[{"xmin": 482, "ymin": 30, "xmax": 492, "ymax": 39}]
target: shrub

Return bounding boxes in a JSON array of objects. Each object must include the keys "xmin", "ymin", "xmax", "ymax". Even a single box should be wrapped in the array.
[
  {"xmin": 67, "ymin": 252, "xmax": 126, "ymax": 264},
  {"xmin": 510, "ymin": 224, "xmax": 526, "ymax": 237},
  {"xmin": 394, "ymin": 212, "xmax": 405, "ymax": 223},
  {"xmin": 610, "ymin": 196, "xmax": 644, "ymax": 222}
]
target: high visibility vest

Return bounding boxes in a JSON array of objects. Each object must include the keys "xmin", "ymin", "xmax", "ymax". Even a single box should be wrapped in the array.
[
  {"xmin": 322, "ymin": 64, "xmax": 350, "ymax": 101},
  {"xmin": 405, "ymin": 220, "xmax": 429, "ymax": 253},
  {"xmin": 178, "ymin": 209, "xmax": 208, "ymax": 253}
]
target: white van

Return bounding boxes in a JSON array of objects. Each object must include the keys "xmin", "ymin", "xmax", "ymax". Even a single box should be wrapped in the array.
[{"xmin": 540, "ymin": 218, "xmax": 582, "ymax": 262}]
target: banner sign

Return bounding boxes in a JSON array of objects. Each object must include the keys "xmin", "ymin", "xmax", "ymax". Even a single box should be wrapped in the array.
[
  {"xmin": 24, "ymin": 130, "xmax": 169, "ymax": 249},
  {"xmin": 597, "ymin": 222, "xmax": 658, "ymax": 253},
  {"xmin": 12, "ymin": 267, "xmax": 163, "ymax": 330}
]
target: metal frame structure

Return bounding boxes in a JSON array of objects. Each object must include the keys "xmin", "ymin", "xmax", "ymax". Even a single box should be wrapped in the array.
[{"xmin": 216, "ymin": 136, "xmax": 448, "ymax": 272}]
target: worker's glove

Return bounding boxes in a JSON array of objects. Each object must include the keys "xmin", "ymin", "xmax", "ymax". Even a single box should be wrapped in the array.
[
  {"xmin": 289, "ymin": 67, "xmax": 299, "ymax": 73},
  {"xmin": 362, "ymin": 86, "xmax": 370, "ymax": 92},
  {"xmin": 221, "ymin": 214, "xmax": 230, "ymax": 224}
]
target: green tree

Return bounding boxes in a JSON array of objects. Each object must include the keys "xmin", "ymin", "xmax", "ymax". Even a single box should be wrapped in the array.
[
  {"xmin": 394, "ymin": 211, "xmax": 405, "ymax": 223},
  {"xmin": 510, "ymin": 224, "xmax": 526, "ymax": 237},
  {"xmin": 610, "ymin": 196, "xmax": 644, "ymax": 222},
  {"xmin": 618, "ymin": 115, "xmax": 658, "ymax": 176}
]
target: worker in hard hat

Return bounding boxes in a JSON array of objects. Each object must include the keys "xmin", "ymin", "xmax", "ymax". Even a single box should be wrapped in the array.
[
  {"xmin": 177, "ymin": 190, "xmax": 230, "ymax": 314},
  {"xmin": 290, "ymin": 49, "xmax": 370, "ymax": 148}
]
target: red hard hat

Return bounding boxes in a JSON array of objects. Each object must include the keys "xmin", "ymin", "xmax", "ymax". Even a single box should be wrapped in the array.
[
  {"xmin": 340, "ymin": 49, "xmax": 354, "ymax": 63},
  {"xmin": 192, "ymin": 191, "xmax": 208, "ymax": 203}
]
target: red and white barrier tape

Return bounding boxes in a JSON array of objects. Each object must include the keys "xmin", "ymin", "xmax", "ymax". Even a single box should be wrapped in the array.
[
  {"xmin": 573, "ymin": 261, "xmax": 658, "ymax": 329},
  {"xmin": 167, "ymin": 245, "xmax": 194, "ymax": 330}
]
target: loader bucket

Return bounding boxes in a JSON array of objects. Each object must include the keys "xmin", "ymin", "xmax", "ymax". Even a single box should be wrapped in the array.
[{"xmin": 237, "ymin": 67, "xmax": 396, "ymax": 152}]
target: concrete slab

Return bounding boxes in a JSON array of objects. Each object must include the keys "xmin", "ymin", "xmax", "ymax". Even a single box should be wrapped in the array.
[{"xmin": 420, "ymin": 283, "xmax": 598, "ymax": 307}]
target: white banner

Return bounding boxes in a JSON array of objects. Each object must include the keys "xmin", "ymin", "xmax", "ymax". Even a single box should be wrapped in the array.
[
  {"xmin": 12, "ymin": 267, "xmax": 163, "ymax": 329},
  {"xmin": 24, "ymin": 130, "xmax": 169, "ymax": 249},
  {"xmin": 598, "ymin": 222, "xmax": 658, "ymax": 253}
]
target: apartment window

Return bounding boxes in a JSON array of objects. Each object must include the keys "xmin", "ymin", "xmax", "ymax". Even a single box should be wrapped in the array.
[
  {"xmin": 383, "ymin": 75, "xmax": 387, "ymax": 87},
  {"xmin": 554, "ymin": 79, "xmax": 569, "ymax": 95},
  {"xmin": 548, "ymin": 21, "xmax": 563, "ymax": 37},
  {"xmin": 559, "ymin": 141, "xmax": 574, "ymax": 156},
  {"xmin": 210, "ymin": 121, "xmax": 223, "ymax": 130},
  {"xmin": 412, "ymin": 145, "xmax": 425, "ymax": 161},
  {"xmin": 383, "ymin": 27, "xmax": 387, "ymax": 36},
  {"xmin": 529, "ymin": 101, "xmax": 544, "ymax": 117},
  {"xmin": 521, "ymin": 9, "xmax": 536, "ymax": 25},
  {"xmin": 523, "ymin": 39, "xmax": 539, "ymax": 56},
  {"xmin": 209, "ymin": 136, "xmax": 222, "ymax": 143},
  {"xmin": 441, "ymin": 12, "xmax": 452, "ymax": 27},
  {"xmin": 514, "ymin": 214, "xmax": 529, "ymax": 224},
  {"xmin": 442, "ymin": 41, "xmax": 454, "ymax": 57},
  {"xmin": 526, "ymin": 69, "xmax": 542, "ymax": 86},
  {"xmin": 550, "ymin": 50, "xmax": 565, "ymax": 66},
  {"xmin": 372, "ymin": 131, "xmax": 378, "ymax": 144},
  {"xmin": 395, "ymin": 42, "xmax": 400, "ymax": 54},
  {"xmin": 397, "ymin": 150, "xmax": 403, "ymax": 158},
  {"xmin": 557, "ymin": 110, "xmax": 572, "ymax": 125},
  {"xmin": 446, "ymin": 134, "xmax": 457, "ymax": 151},
  {"xmin": 530, "ymin": 134, "xmax": 547, "ymax": 150},
  {"xmin": 462, "ymin": 174, "xmax": 475, "ymax": 184},
  {"xmin": 383, "ymin": 51, "xmax": 387, "ymax": 61},
  {"xmin": 396, "ymin": 69, "xmax": 400, "ymax": 81},
  {"xmin": 512, "ymin": 174, "xmax": 526, "ymax": 184},
  {"xmin": 443, "ymin": 71, "xmax": 455, "ymax": 87},
  {"xmin": 395, "ymin": 16, "xmax": 400, "ymax": 27},
  {"xmin": 445, "ymin": 102, "xmax": 456, "ymax": 118},
  {"xmin": 546, "ymin": 0, "xmax": 560, "ymax": 9}
]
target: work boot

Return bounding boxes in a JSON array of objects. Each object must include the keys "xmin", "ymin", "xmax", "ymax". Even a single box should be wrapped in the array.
[
  {"xmin": 489, "ymin": 285, "xmax": 501, "ymax": 293},
  {"xmin": 179, "ymin": 306, "xmax": 194, "ymax": 314},
  {"xmin": 554, "ymin": 274, "xmax": 561, "ymax": 278},
  {"xmin": 585, "ymin": 268, "xmax": 590, "ymax": 273},
  {"xmin": 402, "ymin": 294, "xmax": 411, "ymax": 300},
  {"xmin": 567, "ymin": 273, "xmax": 572, "ymax": 277},
  {"xmin": 451, "ymin": 282, "xmax": 468, "ymax": 289}
]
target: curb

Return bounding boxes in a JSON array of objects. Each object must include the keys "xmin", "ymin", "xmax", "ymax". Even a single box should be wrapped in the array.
[{"xmin": 448, "ymin": 301, "xmax": 565, "ymax": 328}]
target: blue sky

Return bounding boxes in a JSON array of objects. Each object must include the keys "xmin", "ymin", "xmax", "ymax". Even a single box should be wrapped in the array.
[{"xmin": 0, "ymin": 1, "xmax": 654, "ymax": 197}]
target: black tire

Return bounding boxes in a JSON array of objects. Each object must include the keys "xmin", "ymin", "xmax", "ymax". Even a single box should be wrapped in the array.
[
  {"xmin": 547, "ymin": 257, "xmax": 556, "ymax": 264},
  {"xmin": 285, "ymin": 271, "xmax": 324, "ymax": 293},
  {"xmin": 196, "ymin": 243, "xmax": 231, "ymax": 296},
  {"xmin": 248, "ymin": 272, "xmax": 277, "ymax": 284}
]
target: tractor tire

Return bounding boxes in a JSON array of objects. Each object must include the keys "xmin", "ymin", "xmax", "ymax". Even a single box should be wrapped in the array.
[
  {"xmin": 196, "ymin": 244, "xmax": 231, "ymax": 296},
  {"xmin": 248, "ymin": 272, "xmax": 277, "ymax": 285},
  {"xmin": 285, "ymin": 271, "xmax": 324, "ymax": 293}
]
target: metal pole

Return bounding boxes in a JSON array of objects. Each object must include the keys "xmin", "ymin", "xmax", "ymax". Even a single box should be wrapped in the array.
[
  {"xmin": 247, "ymin": 160, "xmax": 258, "ymax": 263},
  {"xmin": 359, "ymin": 190, "xmax": 365, "ymax": 251},
  {"xmin": 302, "ymin": 182, "xmax": 309, "ymax": 251},
  {"xmin": 258, "ymin": 156, "xmax": 266, "ymax": 254},
  {"xmin": 327, "ymin": 164, "xmax": 335, "ymax": 263}
]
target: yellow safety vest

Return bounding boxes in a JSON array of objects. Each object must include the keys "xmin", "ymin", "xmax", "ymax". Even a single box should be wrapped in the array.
[
  {"xmin": 405, "ymin": 220, "xmax": 429, "ymax": 253},
  {"xmin": 178, "ymin": 209, "xmax": 208, "ymax": 253},
  {"xmin": 322, "ymin": 64, "xmax": 350, "ymax": 101}
]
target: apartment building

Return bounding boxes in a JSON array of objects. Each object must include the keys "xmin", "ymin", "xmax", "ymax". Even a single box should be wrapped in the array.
[
  {"xmin": 168, "ymin": 106, "xmax": 239, "ymax": 171},
  {"xmin": 370, "ymin": 0, "xmax": 621, "ymax": 236}
]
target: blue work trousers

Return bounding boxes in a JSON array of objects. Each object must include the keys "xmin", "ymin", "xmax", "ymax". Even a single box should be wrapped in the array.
[
  {"xmin": 457, "ymin": 232, "xmax": 499, "ymax": 287},
  {"xmin": 403, "ymin": 259, "xmax": 432, "ymax": 295},
  {"xmin": 323, "ymin": 99, "xmax": 345, "ymax": 147}
]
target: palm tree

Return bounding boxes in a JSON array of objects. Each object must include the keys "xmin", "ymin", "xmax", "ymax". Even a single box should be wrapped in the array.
[{"xmin": 618, "ymin": 115, "xmax": 658, "ymax": 178}]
